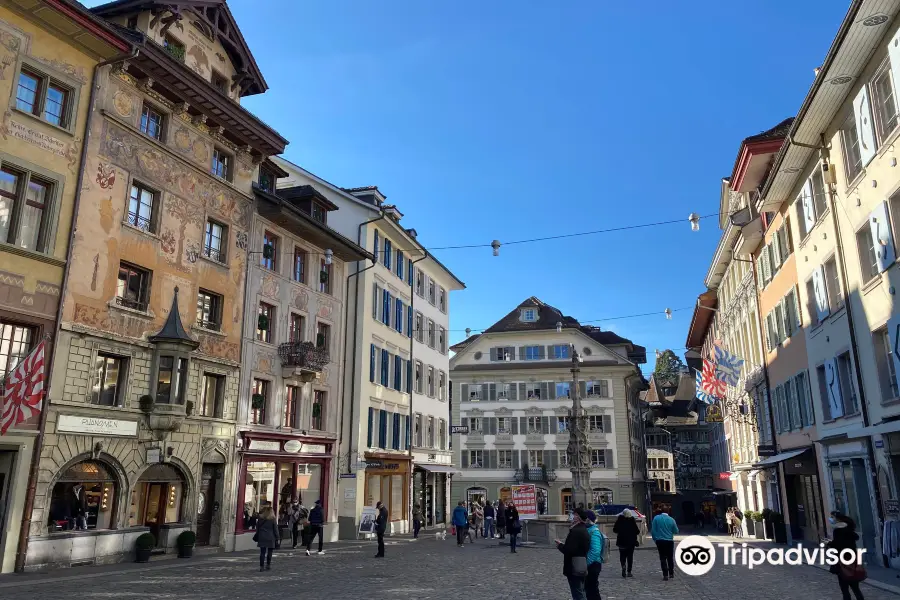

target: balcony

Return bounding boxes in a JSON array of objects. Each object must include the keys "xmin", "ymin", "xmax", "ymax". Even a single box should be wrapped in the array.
[
  {"xmin": 514, "ymin": 465, "xmax": 557, "ymax": 483},
  {"xmin": 278, "ymin": 341, "xmax": 328, "ymax": 381}
]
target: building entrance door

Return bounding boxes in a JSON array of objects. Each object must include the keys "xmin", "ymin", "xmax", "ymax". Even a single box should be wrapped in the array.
[{"xmin": 196, "ymin": 464, "xmax": 219, "ymax": 545}]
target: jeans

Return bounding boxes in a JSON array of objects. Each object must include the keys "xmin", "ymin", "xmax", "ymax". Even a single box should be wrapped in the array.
[
  {"xmin": 376, "ymin": 530, "xmax": 385, "ymax": 556},
  {"xmin": 567, "ymin": 575, "xmax": 587, "ymax": 600},
  {"xmin": 306, "ymin": 524, "xmax": 324, "ymax": 552},
  {"xmin": 619, "ymin": 546, "xmax": 634, "ymax": 572},
  {"xmin": 656, "ymin": 540, "xmax": 674, "ymax": 575},
  {"xmin": 484, "ymin": 517, "xmax": 495, "ymax": 538},
  {"xmin": 413, "ymin": 519, "xmax": 421, "ymax": 538},
  {"xmin": 510, "ymin": 533, "xmax": 518, "ymax": 552},
  {"xmin": 259, "ymin": 547, "xmax": 273, "ymax": 568},
  {"xmin": 456, "ymin": 525, "xmax": 466, "ymax": 545},
  {"xmin": 585, "ymin": 563, "xmax": 602, "ymax": 600},
  {"xmin": 838, "ymin": 576, "xmax": 865, "ymax": 600}
]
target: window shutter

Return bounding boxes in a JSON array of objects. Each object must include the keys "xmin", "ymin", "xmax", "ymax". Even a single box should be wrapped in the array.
[
  {"xmin": 812, "ymin": 266, "xmax": 830, "ymax": 322},
  {"xmin": 547, "ymin": 382, "xmax": 556, "ymax": 400},
  {"xmin": 888, "ymin": 313, "xmax": 900, "ymax": 395},
  {"xmin": 543, "ymin": 450, "xmax": 551, "ymax": 467},
  {"xmin": 538, "ymin": 345, "xmax": 546, "ymax": 359},
  {"xmin": 579, "ymin": 381, "xmax": 587, "ymax": 398},
  {"xmin": 510, "ymin": 383, "xmax": 518, "ymax": 401},
  {"xmin": 461, "ymin": 384, "xmax": 469, "ymax": 402},
  {"xmin": 761, "ymin": 245, "xmax": 772, "ymax": 284},
  {"xmin": 490, "ymin": 347, "xmax": 498, "ymax": 361},
  {"xmin": 853, "ymin": 85, "xmax": 877, "ymax": 167},
  {"xmin": 549, "ymin": 450, "xmax": 559, "ymax": 469},
  {"xmin": 826, "ymin": 358, "xmax": 845, "ymax": 419},
  {"xmin": 771, "ymin": 235, "xmax": 782, "ymax": 270},
  {"xmin": 489, "ymin": 417, "xmax": 498, "ymax": 435},
  {"xmin": 772, "ymin": 388, "xmax": 782, "ymax": 433},
  {"xmin": 506, "ymin": 346, "xmax": 515, "ymax": 361},
  {"xmin": 461, "ymin": 451, "xmax": 469, "ymax": 468},
  {"xmin": 801, "ymin": 372, "xmax": 815, "ymax": 426},
  {"xmin": 518, "ymin": 346, "xmax": 524, "ymax": 360},
  {"xmin": 604, "ymin": 449, "xmax": 614, "ymax": 469},
  {"xmin": 793, "ymin": 286, "xmax": 803, "ymax": 329},
  {"xmin": 540, "ymin": 382, "xmax": 549, "ymax": 400},
  {"xmin": 511, "ymin": 418, "xmax": 519, "ymax": 434},
  {"xmin": 367, "ymin": 407, "xmax": 374, "ymax": 447},
  {"xmin": 489, "ymin": 383, "xmax": 497, "ymax": 401},
  {"xmin": 603, "ymin": 414, "xmax": 612, "ymax": 433},
  {"xmin": 519, "ymin": 416, "xmax": 527, "ymax": 433},
  {"xmin": 800, "ymin": 179, "xmax": 816, "ymax": 236},
  {"xmin": 542, "ymin": 416, "xmax": 551, "ymax": 434},
  {"xmin": 870, "ymin": 201, "xmax": 896, "ymax": 272}
]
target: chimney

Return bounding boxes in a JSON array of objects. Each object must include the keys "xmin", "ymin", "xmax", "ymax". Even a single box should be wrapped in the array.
[{"xmin": 405, "ymin": 228, "xmax": 418, "ymax": 239}]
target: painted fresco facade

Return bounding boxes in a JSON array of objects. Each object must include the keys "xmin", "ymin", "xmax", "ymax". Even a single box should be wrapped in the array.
[
  {"xmin": 0, "ymin": 0, "xmax": 130, "ymax": 574},
  {"xmin": 21, "ymin": 2, "xmax": 286, "ymax": 569}
]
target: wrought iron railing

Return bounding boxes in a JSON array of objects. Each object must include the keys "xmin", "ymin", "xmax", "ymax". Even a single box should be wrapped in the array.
[
  {"xmin": 127, "ymin": 213, "xmax": 152, "ymax": 232},
  {"xmin": 115, "ymin": 296, "xmax": 148, "ymax": 312},
  {"xmin": 514, "ymin": 465, "xmax": 557, "ymax": 483},
  {"xmin": 277, "ymin": 341, "xmax": 328, "ymax": 370},
  {"xmin": 203, "ymin": 246, "xmax": 223, "ymax": 263}
]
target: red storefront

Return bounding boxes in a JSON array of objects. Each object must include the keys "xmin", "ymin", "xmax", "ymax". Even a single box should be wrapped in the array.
[{"xmin": 234, "ymin": 432, "xmax": 333, "ymax": 543}]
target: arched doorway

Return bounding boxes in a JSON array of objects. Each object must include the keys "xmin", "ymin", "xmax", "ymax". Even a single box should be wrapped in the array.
[
  {"xmin": 466, "ymin": 487, "xmax": 487, "ymax": 509},
  {"xmin": 131, "ymin": 463, "xmax": 187, "ymax": 545},
  {"xmin": 48, "ymin": 459, "xmax": 120, "ymax": 531}
]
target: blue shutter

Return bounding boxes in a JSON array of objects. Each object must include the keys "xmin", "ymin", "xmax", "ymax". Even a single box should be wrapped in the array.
[
  {"xmin": 373, "ymin": 229, "xmax": 380, "ymax": 259},
  {"xmin": 396, "ymin": 251, "xmax": 404, "ymax": 278},
  {"xmin": 369, "ymin": 344, "xmax": 376, "ymax": 382},
  {"xmin": 870, "ymin": 201, "xmax": 895, "ymax": 272},
  {"xmin": 394, "ymin": 355, "xmax": 402, "ymax": 391},
  {"xmin": 381, "ymin": 349, "xmax": 389, "ymax": 385},
  {"xmin": 406, "ymin": 360, "xmax": 412, "ymax": 393},
  {"xmin": 379, "ymin": 410, "xmax": 388, "ymax": 448},
  {"xmin": 384, "ymin": 239, "xmax": 392, "ymax": 269},
  {"xmin": 407, "ymin": 305, "xmax": 413, "ymax": 338},
  {"xmin": 396, "ymin": 298, "xmax": 403, "ymax": 333},
  {"xmin": 407, "ymin": 260, "xmax": 413, "ymax": 284},
  {"xmin": 405, "ymin": 415, "xmax": 411, "ymax": 449},
  {"xmin": 393, "ymin": 413, "xmax": 401, "ymax": 449},
  {"xmin": 367, "ymin": 407, "xmax": 374, "ymax": 447}
]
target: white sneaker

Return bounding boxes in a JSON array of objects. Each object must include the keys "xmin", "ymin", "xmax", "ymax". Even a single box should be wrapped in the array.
[
  {"xmin": 305, "ymin": 549, "xmax": 310, "ymax": 556},
  {"xmin": 317, "ymin": 550, "xmax": 325, "ymax": 555}
]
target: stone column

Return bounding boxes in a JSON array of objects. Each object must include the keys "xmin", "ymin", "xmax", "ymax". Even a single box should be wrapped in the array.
[{"xmin": 566, "ymin": 347, "xmax": 592, "ymax": 510}]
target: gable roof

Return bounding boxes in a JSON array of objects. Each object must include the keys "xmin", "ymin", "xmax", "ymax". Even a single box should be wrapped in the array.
[
  {"xmin": 451, "ymin": 297, "xmax": 646, "ymax": 363},
  {"xmin": 91, "ymin": 0, "xmax": 268, "ymax": 96}
]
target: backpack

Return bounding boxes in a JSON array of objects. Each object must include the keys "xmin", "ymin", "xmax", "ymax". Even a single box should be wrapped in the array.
[{"xmin": 601, "ymin": 532, "xmax": 611, "ymax": 563}]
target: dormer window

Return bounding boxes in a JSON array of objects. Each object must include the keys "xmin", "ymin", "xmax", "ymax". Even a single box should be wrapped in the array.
[
  {"xmin": 258, "ymin": 165, "xmax": 276, "ymax": 194},
  {"xmin": 211, "ymin": 70, "xmax": 228, "ymax": 95},
  {"xmin": 312, "ymin": 202, "xmax": 327, "ymax": 224},
  {"xmin": 521, "ymin": 308, "xmax": 537, "ymax": 322}
]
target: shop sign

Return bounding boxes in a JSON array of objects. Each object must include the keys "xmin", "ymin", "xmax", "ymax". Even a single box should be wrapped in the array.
[
  {"xmin": 876, "ymin": 439, "xmax": 885, "ymax": 449},
  {"xmin": 705, "ymin": 404, "xmax": 724, "ymax": 423},
  {"xmin": 351, "ymin": 461, "xmax": 369, "ymax": 471},
  {"xmin": 719, "ymin": 472, "xmax": 732, "ymax": 480},
  {"xmin": 341, "ymin": 474, "xmax": 357, "ymax": 481},
  {"xmin": 283, "ymin": 440, "xmax": 302, "ymax": 453},
  {"xmin": 365, "ymin": 460, "xmax": 384, "ymax": 469},
  {"xmin": 451, "ymin": 425, "xmax": 469, "ymax": 434},
  {"xmin": 885, "ymin": 499, "xmax": 899, "ymax": 516},
  {"xmin": 757, "ymin": 445, "xmax": 777, "ymax": 457},
  {"xmin": 57, "ymin": 415, "xmax": 138, "ymax": 437},
  {"xmin": 302, "ymin": 444, "xmax": 327, "ymax": 454},
  {"xmin": 146, "ymin": 447, "xmax": 161, "ymax": 464},
  {"xmin": 247, "ymin": 440, "xmax": 281, "ymax": 452}
]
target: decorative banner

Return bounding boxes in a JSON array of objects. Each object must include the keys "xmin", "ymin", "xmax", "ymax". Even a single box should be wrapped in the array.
[
  {"xmin": 1, "ymin": 339, "xmax": 46, "ymax": 435},
  {"xmin": 695, "ymin": 368, "xmax": 715, "ymax": 405},
  {"xmin": 714, "ymin": 345, "xmax": 745, "ymax": 387},
  {"xmin": 705, "ymin": 403, "xmax": 724, "ymax": 423},
  {"xmin": 700, "ymin": 359, "xmax": 726, "ymax": 398}
]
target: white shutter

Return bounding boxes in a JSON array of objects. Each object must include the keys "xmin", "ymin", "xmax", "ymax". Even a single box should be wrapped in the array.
[
  {"xmin": 825, "ymin": 358, "xmax": 845, "ymax": 419},
  {"xmin": 812, "ymin": 266, "xmax": 830, "ymax": 322},
  {"xmin": 773, "ymin": 385, "xmax": 782, "ymax": 433},
  {"xmin": 870, "ymin": 201, "xmax": 896, "ymax": 272},
  {"xmin": 801, "ymin": 179, "xmax": 816, "ymax": 235},
  {"xmin": 888, "ymin": 311, "xmax": 900, "ymax": 394},
  {"xmin": 761, "ymin": 245, "xmax": 772, "ymax": 285},
  {"xmin": 889, "ymin": 29, "xmax": 900, "ymax": 109},
  {"xmin": 793, "ymin": 285, "xmax": 803, "ymax": 329},
  {"xmin": 772, "ymin": 233, "xmax": 782, "ymax": 271},
  {"xmin": 854, "ymin": 85, "xmax": 877, "ymax": 166}
]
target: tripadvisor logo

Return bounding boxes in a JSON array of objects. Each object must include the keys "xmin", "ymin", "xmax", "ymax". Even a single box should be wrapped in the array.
[{"xmin": 675, "ymin": 535, "xmax": 865, "ymax": 576}]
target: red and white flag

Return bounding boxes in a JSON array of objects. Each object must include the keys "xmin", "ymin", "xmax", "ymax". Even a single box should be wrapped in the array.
[
  {"xmin": 1, "ymin": 339, "xmax": 47, "ymax": 435},
  {"xmin": 700, "ymin": 358, "xmax": 726, "ymax": 399}
]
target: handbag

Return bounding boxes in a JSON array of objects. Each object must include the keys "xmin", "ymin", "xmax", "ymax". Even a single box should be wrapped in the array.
[
  {"xmin": 839, "ymin": 563, "xmax": 867, "ymax": 582},
  {"xmin": 252, "ymin": 531, "xmax": 259, "ymax": 542},
  {"xmin": 571, "ymin": 556, "xmax": 588, "ymax": 577}
]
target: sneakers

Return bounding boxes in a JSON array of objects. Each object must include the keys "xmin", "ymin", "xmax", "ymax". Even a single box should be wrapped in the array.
[
  {"xmin": 317, "ymin": 550, "xmax": 325, "ymax": 555},
  {"xmin": 305, "ymin": 549, "xmax": 310, "ymax": 556},
  {"xmin": 668, "ymin": 570, "xmax": 674, "ymax": 579},
  {"xmin": 621, "ymin": 569, "xmax": 626, "ymax": 578},
  {"xmin": 627, "ymin": 572, "xmax": 634, "ymax": 578}
]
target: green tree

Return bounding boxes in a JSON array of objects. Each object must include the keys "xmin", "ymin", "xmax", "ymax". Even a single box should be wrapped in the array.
[{"xmin": 654, "ymin": 349, "xmax": 685, "ymax": 385}]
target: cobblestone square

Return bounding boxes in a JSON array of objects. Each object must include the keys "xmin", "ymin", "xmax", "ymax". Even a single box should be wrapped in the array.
[{"xmin": 1, "ymin": 534, "xmax": 896, "ymax": 600}]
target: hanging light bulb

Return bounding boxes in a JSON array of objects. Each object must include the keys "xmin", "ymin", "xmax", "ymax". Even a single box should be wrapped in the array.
[
  {"xmin": 664, "ymin": 308, "xmax": 672, "ymax": 320},
  {"xmin": 465, "ymin": 328, "xmax": 471, "ymax": 338},
  {"xmin": 324, "ymin": 248, "xmax": 334, "ymax": 265},
  {"xmin": 688, "ymin": 213, "xmax": 700, "ymax": 231},
  {"xmin": 491, "ymin": 240, "xmax": 501, "ymax": 256},
  {"xmin": 556, "ymin": 321, "xmax": 562, "ymax": 333}
]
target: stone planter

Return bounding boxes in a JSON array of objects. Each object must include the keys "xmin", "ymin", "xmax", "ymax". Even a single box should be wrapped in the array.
[
  {"xmin": 754, "ymin": 522, "xmax": 765, "ymax": 539},
  {"xmin": 135, "ymin": 547, "xmax": 152, "ymax": 563},
  {"xmin": 745, "ymin": 520, "xmax": 755, "ymax": 536},
  {"xmin": 177, "ymin": 545, "xmax": 194, "ymax": 558}
]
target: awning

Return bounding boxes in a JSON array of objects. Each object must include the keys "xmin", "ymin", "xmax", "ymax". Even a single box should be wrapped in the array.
[
  {"xmin": 747, "ymin": 469, "xmax": 761, "ymax": 480},
  {"xmin": 752, "ymin": 447, "xmax": 810, "ymax": 468},
  {"xmin": 416, "ymin": 464, "xmax": 461, "ymax": 475}
]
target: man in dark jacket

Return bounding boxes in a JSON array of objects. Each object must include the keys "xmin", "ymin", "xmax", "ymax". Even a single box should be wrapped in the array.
[
  {"xmin": 305, "ymin": 499, "xmax": 325, "ymax": 555},
  {"xmin": 374, "ymin": 501, "xmax": 389, "ymax": 557},
  {"xmin": 557, "ymin": 508, "xmax": 592, "ymax": 600}
]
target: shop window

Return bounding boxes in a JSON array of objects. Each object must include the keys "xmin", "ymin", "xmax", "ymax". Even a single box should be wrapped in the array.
[
  {"xmin": 244, "ymin": 461, "xmax": 275, "ymax": 527},
  {"xmin": 366, "ymin": 472, "xmax": 405, "ymax": 522},
  {"xmin": 155, "ymin": 355, "xmax": 187, "ymax": 404},
  {"xmin": 48, "ymin": 460, "xmax": 117, "ymax": 531},
  {"xmin": 129, "ymin": 464, "xmax": 185, "ymax": 535}
]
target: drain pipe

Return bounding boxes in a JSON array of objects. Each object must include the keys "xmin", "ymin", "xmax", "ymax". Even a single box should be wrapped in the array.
[
  {"xmin": 14, "ymin": 48, "xmax": 139, "ymax": 574},
  {"xmin": 341, "ymin": 211, "xmax": 386, "ymax": 473}
]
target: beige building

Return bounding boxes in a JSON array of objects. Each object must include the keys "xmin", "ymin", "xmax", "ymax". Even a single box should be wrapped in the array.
[
  {"xmin": 23, "ymin": 1, "xmax": 287, "ymax": 569},
  {"xmin": 0, "ymin": 0, "xmax": 132, "ymax": 574},
  {"xmin": 450, "ymin": 298, "xmax": 648, "ymax": 514}
]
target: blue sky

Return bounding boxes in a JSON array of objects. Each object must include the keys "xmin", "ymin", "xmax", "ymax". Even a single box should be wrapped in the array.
[{"xmin": 90, "ymin": 1, "xmax": 848, "ymax": 372}]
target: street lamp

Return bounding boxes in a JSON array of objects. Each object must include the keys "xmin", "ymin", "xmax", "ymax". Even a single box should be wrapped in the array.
[
  {"xmin": 324, "ymin": 248, "xmax": 333, "ymax": 265},
  {"xmin": 556, "ymin": 321, "xmax": 562, "ymax": 333},
  {"xmin": 689, "ymin": 213, "xmax": 700, "ymax": 231},
  {"xmin": 491, "ymin": 240, "xmax": 501, "ymax": 256},
  {"xmin": 664, "ymin": 308, "xmax": 672, "ymax": 320}
]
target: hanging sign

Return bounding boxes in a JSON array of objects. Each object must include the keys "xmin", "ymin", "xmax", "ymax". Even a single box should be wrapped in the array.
[
  {"xmin": 358, "ymin": 506, "xmax": 378, "ymax": 534},
  {"xmin": 283, "ymin": 440, "xmax": 302, "ymax": 453},
  {"xmin": 451, "ymin": 425, "xmax": 469, "ymax": 434},
  {"xmin": 705, "ymin": 403, "xmax": 724, "ymax": 423}
]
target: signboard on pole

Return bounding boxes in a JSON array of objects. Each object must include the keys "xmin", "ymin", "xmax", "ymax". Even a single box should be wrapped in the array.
[
  {"xmin": 511, "ymin": 484, "xmax": 538, "ymax": 520},
  {"xmin": 358, "ymin": 506, "xmax": 377, "ymax": 536}
]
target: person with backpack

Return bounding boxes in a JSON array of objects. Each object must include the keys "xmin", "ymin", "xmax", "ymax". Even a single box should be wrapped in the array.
[
  {"xmin": 556, "ymin": 508, "xmax": 592, "ymax": 600},
  {"xmin": 614, "ymin": 508, "xmax": 640, "ymax": 578},
  {"xmin": 585, "ymin": 511, "xmax": 605, "ymax": 600}
]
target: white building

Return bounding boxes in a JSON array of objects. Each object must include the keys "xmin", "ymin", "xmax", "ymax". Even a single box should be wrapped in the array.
[
  {"xmin": 272, "ymin": 158, "xmax": 464, "ymax": 535},
  {"xmin": 449, "ymin": 297, "xmax": 648, "ymax": 514}
]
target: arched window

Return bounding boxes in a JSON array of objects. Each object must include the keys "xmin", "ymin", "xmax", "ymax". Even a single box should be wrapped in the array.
[
  {"xmin": 49, "ymin": 460, "xmax": 118, "ymax": 531},
  {"xmin": 130, "ymin": 463, "xmax": 187, "ymax": 538}
]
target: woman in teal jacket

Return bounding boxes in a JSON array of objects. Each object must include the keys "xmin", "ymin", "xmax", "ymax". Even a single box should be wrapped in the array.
[
  {"xmin": 585, "ymin": 515, "xmax": 605, "ymax": 600},
  {"xmin": 452, "ymin": 502, "xmax": 468, "ymax": 547}
]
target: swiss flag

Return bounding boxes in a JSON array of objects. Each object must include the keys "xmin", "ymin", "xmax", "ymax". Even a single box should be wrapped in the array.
[{"xmin": 1, "ymin": 339, "xmax": 46, "ymax": 435}]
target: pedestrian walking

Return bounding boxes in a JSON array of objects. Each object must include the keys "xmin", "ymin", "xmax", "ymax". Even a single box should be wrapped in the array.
[
  {"xmin": 614, "ymin": 508, "xmax": 640, "ymax": 578},
  {"xmin": 412, "ymin": 505, "xmax": 424, "ymax": 539},
  {"xmin": 650, "ymin": 509, "xmax": 679, "ymax": 581},
  {"xmin": 452, "ymin": 501, "xmax": 468, "ymax": 547},
  {"xmin": 305, "ymin": 499, "xmax": 325, "ymax": 555},
  {"xmin": 288, "ymin": 502, "xmax": 308, "ymax": 549},
  {"xmin": 585, "ymin": 511, "xmax": 605, "ymax": 600},
  {"xmin": 496, "ymin": 499, "xmax": 507, "ymax": 539},
  {"xmin": 472, "ymin": 502, "xmax": 484, "ymax": 539},
  {"xmin": 827, "ymin": 512, "xmax": 866, "ymax": 600},
  {"xmin": 483, "ymin": 500, "xmax": 496, "ymax": 539},
  {"xmin": 254, "ymin": 506, "xmax": 278, "ymax": 571},
  {"xmin": 729, "ymin": 508, "xmax": 743, "ymax": 539},
  {"xmin": 556, "ymin": 508, "xmax": 592, "ymax": 600},
  {"xmin": 506, "ymin": 502, "xmax": 521, "ymax": 553},
  {"xmin": 374, "ymin": 500, "xmax": 388, "ymax": 557}
]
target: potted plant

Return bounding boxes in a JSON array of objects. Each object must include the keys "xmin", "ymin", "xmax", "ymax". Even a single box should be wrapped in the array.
[
  {"xmin": 251, "ymin": 394, "xmax": 265, "ymax": 410},
  {"xmin": 139, "ymin": 394, "xmax": 154, "ymax": 414},
  {"xmin": 135, "ymin": 532, "xmax": 155, "ymax": 563},
  {"xmin": 761, "ymin": 508, "xmax": 774, "ymax": 540},
  {"xmin": 177, "ymin": 530, "xmax": 196, "ymax": 558},
  {"xmin": 752, "ymin": 510, "xmax": 765, "ymax": 539},
  {"xmin": 770, "ymin": 511, "xmax": 788, "ymax": 544},
  {"xmin": 185, "ymin": 401, "xmax": 194, "ymax": 417}
]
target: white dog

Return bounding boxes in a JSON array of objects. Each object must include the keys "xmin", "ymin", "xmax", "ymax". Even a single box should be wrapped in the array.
[{"xmin": 435, "ymin": 530, "xmax": 447, "ymax": 541}]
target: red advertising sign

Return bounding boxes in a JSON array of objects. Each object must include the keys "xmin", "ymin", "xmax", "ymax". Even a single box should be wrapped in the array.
[
  {"xmin": 511, "ymin": 484, "xmax": 538, "ymax": 520},
  {"xmin": 719, "ymin": 472, "xmax": 731, "ymax": 480}
]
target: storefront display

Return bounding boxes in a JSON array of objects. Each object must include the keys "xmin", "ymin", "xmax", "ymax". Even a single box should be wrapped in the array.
[
  {"xmin": 127, "ymin": 463, "xmax": 187, "ymax": 544},
  {"xmin": 364, "ymin": 455, "xmax": 409, "ymax": 524},
  {"xmin": 48, "ymin": 460, "xmax": 117, "ymax": 532}
]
